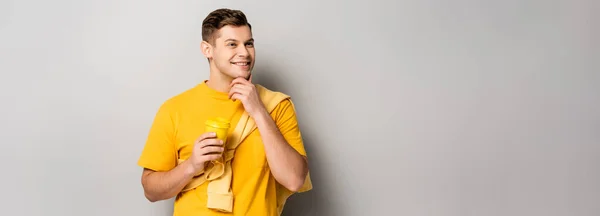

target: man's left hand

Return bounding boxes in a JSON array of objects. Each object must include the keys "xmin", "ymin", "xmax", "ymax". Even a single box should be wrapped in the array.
[{"xmin": 229, "ymin": 77, "xmax": 267, "ymax": 118}]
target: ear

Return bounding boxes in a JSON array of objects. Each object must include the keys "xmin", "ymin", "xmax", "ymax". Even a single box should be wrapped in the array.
[{"xmin": 201, "ymin": 41, "xmax": 213, "ymax": 59}]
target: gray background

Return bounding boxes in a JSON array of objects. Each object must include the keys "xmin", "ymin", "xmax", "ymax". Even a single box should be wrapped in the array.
[{"xmin": 1, "ymin": 0, "xmax": 598, "ymax": 215}]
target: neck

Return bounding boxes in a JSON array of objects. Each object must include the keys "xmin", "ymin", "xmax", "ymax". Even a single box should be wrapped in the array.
[{"xmin": 206, "ymin": 64, "xmax": 233, "ymax": 93}]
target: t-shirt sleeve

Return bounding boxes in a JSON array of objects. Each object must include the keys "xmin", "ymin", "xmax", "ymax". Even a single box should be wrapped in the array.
[
  {"xmin": 137, "ymin": 101, "xmax": 178, "ymax": 171},
  {"xmin": 271, "ymin": 98, "xmax": 307, "ymax": 156}
]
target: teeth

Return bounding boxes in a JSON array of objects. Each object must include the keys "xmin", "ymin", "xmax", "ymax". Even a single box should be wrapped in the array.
[{"xmin": 233, "ymin": 62, "xmax": 249, "ymax": 66}]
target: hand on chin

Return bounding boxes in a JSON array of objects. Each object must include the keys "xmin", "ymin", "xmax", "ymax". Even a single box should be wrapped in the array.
[
  {"xmin": 228, "ymin": 75, "xmax": 263, "ymax": 118},
  {"xmin": 231, "ymin": 71, "xmax": 251, "ymax": 82}
]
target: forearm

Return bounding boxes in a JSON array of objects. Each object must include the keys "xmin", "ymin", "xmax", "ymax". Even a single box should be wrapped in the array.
[
  {"xmin": 141, "ymin": 160, "xmax": 197, "ymax": 202},
  {"xmin": 254, "ymin": 111, "xmax": 308, "ymax": 191}
]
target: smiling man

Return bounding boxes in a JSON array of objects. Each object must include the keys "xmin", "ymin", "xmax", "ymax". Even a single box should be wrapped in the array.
[{"xmin": 137, "ymin": 8, "xmax": 312, "ymax": 216}]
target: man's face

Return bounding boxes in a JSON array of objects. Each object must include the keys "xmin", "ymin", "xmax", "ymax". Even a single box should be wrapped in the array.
[{"xmin": 207, "ymin": 25, "xmax": 255, "ymax": 80}]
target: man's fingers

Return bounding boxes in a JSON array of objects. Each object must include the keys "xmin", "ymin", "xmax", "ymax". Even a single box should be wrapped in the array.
[
  {"xmin": 232, "ymin": 83, "xmax": 251, "ymax": 91},
  {"xmin": 196, "ymin": 132, "xmax": 217, "ymax": 143},
  {"xmin": 198, "ymin": 138, "xmax": 223, "ymax": 147},
  {"xmin": 230, "ymin": 92, "xmax": 244, "ymax": 102},
  {"xmin": 200, "ymin": 146, "xmax": 224, "ymax": 155},
  {"xmin": 203, "ymin": 154, "xmax": 222, "ymax": 161},
  {"xmin": 228, "ymin": 85, "xmax": 248, "ymax": 99}
]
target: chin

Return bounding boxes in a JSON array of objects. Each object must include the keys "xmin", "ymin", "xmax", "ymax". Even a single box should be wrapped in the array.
[
  {"xmin": 224, "ymin": 70, "xmax": 250, "ymax": 80},
  {"xmin": 234, "ymin": 70, "xmax": 252, "ymax": 79}
]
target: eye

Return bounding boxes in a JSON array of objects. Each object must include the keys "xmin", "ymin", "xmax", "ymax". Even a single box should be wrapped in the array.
[
  {"xmin": 245, "ymin": 42, "xmax": 254, "ymax": 47},
  {"xmin": 227, "ymin": 43, "xmax": 236, "ymax": 47}
]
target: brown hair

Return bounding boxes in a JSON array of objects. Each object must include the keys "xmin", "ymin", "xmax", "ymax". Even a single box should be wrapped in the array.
[{"xmin": 202, "ymin": 8, "xmax": 252, "ymax": 45}]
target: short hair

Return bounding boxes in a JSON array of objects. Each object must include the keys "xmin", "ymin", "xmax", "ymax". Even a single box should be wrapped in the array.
[{"xmin": 202, "ymin": 8, "xmax": 252, "ymax": 45}]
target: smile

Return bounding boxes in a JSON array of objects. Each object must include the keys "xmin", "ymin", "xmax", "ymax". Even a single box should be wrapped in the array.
[{"xmin": 231, "ymin": 62, "xmax": 250, "ymax": 66}]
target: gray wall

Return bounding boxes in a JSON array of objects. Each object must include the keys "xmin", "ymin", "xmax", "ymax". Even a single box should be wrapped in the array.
[{"xmin": 1, "ymin": 0, "xmax": 598, "ymax": 215}]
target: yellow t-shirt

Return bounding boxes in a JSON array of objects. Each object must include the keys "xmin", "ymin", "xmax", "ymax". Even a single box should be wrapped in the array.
[{"xmin": 137, "ymin": 81, "xmax": 308, "ymax": 216}]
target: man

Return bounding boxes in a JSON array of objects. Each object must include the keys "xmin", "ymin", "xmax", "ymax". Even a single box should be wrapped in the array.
[{"xmin": 137, "ymin": 8, "xmax": 312, "ymax": 216}]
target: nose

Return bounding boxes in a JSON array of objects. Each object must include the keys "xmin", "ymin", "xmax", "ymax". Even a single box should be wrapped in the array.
[{"xmin": 236, "ymin": 45, "xmax": 249, "ymax": 57}]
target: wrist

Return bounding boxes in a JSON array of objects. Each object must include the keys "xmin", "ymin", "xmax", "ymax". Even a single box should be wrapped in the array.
[
  {"xmin": 183, "ymin": 160, "xmax": 202, "ymax": 178},
  {"xmin": 252, "ymin": 109, "xmax": 271, "ymax": 125}
]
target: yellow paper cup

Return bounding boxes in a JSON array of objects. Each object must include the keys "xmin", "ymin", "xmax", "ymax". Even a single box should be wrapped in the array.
[{"xmin": 205, "ymin": 117, "xmax": 230, "ymax": 145}]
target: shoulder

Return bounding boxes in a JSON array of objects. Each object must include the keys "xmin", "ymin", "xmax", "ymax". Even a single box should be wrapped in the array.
[
  {"xmin": 255, "ymin": 84, "xmax": 288, "ymax": 99},
  {"xmin": 255, "ymin": 84, "xmax": 294, "ymax": 110},
  {"xmin": 155, "ymin": 85, "xmax": 199, "ymax": 113},
  {"xmin": 254, "ymin": 84, "xmax": 299, "ymax": 118}
]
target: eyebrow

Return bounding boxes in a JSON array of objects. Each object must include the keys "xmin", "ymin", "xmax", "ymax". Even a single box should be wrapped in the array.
[{"xmin": 224, "ymin": 38, "xmax": 254, "ymax": 43}]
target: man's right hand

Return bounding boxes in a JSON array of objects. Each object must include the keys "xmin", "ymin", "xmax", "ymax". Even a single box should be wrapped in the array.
[
  {"xmin": 188, "ymin": 132, "xmax": 224, "ymax": 175},
  {"xmin": 141, "ymin": 132, "xmax": 224, "ymax": 202}
]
